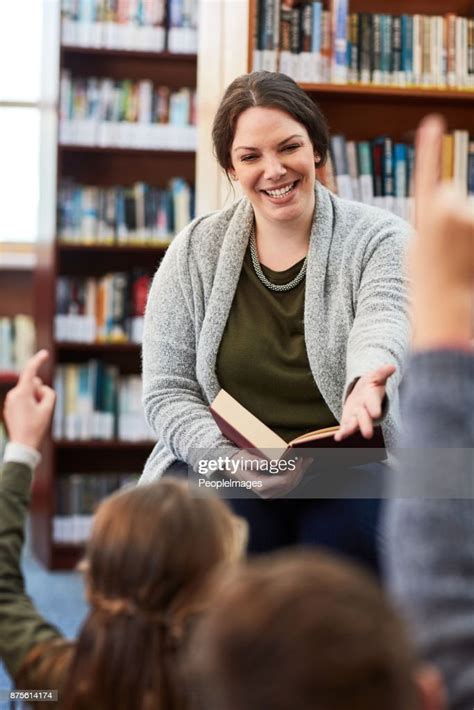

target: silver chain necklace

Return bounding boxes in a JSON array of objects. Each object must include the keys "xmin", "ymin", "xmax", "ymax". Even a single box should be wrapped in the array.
[{"xmin": 249, "ymin": 226, "xmax": 307, "ymax": 292}]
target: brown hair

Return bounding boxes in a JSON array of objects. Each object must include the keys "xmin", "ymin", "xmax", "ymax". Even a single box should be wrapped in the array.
[
  {"xmin": 191, "ymin": 550, "xmax": 420, "ymax": 710},
  {"xmin": 19, "ymin": 479, "xmax": 245, "ymax": 710},
  {"xmin": 212, "ymin": 71, "xmax": 329, "ymax": 174}
]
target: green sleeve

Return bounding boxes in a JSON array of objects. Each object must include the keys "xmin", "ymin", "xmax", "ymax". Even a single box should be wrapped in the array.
[{"xmin": 0, "ymin": 462, "xmax": 64, "ymax": 680}]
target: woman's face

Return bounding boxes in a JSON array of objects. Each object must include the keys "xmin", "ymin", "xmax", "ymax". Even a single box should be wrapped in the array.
[{"xmin": 230, "ymin": 106, "xmax": 318, "ymax": 227}]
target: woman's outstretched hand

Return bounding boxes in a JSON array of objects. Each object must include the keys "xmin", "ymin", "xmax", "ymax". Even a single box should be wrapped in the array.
[{"xmin": 334, "ymin": 364, "xmax": 396, "ymax": 441}]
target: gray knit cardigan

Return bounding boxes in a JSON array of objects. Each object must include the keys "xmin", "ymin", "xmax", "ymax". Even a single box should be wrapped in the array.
[{"xmin": 140, "ymin": 181, "xmax": 411, "ymax": 483}]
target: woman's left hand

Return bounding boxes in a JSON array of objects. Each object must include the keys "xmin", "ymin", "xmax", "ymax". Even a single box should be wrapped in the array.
[{"xmin": 334, "ymin": 364, "xmax": 396, "ymax": 441}]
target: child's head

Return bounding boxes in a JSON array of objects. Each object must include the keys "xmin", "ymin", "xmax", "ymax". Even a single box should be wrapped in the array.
[
  {"xmin": 191, "ymin": 549, "xmax": 444, "ymax": 710},
  {"xmin": 22, "ymin": 479, "xmax": 245, "ymax": 710}
]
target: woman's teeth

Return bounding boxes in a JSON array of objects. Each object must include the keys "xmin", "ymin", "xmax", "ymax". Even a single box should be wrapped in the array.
[{"xmin": 264, "ymin": 182, "xmax": 296, "ymax": 198}]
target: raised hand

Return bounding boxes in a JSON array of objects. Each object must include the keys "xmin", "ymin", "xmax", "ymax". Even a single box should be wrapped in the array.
[
  {"xmin": 410, "ymin": 114, "xmax": 474, "ymax": 350},
  {"xmin": 3, "ymin": 350, "xmax": 56, "ymax": 450}
]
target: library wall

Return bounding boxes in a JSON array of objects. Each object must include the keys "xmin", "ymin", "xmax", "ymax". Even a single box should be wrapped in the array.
[{"xmin": 196, "ymin": 0, "xmax": 249, "ymax": 214}]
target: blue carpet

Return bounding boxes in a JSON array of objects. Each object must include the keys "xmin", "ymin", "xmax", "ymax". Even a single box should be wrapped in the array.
[{"xmin": 0, "ymin": 531, "xmax": 88, "ymax": 709}]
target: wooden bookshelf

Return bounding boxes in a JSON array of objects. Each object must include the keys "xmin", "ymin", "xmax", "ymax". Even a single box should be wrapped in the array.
[
  {"xmin": 32, "ymin": 15, "xmax": 197, "ymax": 569},
  {"xmin": 0, "ymin": 372, "xmax": 18, "ymax": 388},
  {"xmin": 248, "ymin": 0, "xmax": 474, "ymax": 159}
]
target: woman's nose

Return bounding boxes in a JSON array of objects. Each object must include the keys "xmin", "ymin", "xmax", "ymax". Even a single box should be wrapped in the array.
[{"xmin": 263, "ymin": 155, "xmax": 287, "ymax": 181}]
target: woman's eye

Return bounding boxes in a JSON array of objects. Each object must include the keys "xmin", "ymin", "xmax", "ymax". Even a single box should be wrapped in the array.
[
  {"xmin": 283, "ymin": 144, "xmax": 299, "ymax": 152},
  {"xmin": 241, "ymin": 155, "xmax": 257, "ymax": 162}
]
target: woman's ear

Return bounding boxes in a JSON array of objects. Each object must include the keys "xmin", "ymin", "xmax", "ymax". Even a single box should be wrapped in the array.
[
  {"xmin": 314, "ymin": 152, "xmax": 321, "ymax": 166},
  {"xmin": 229, "ymin": 171, "xmax": 238, "ymax": 182}
]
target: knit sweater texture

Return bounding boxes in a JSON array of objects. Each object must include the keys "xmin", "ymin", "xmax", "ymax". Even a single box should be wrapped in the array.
[
  {"xmin": 384, "ymin": 350, "xmax": 474, "ymax": 710},
  {"xmin": 140, "ymin": 181, "xmax": 411, "ymax": 482}
]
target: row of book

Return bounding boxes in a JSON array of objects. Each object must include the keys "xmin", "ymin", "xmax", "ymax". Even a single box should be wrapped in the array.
[
  {"xmin": 0, "ymin": 316, "xmax": 35, "ymax": 373},
  {"xmin": 58, "ymin": 179, "xmax": 194, "ymax": 245},
  {"xmin": 54, "ymin": 362, "xmax": 153, "ymax": 442},
  {"xmin": 56, "ymin": 272, "xmax": 151, "ymax": 344},
  {"xmin": 54, "ymin": 472, "xmax": 140, "ymax": 543},
  {"xmin": 325, "ymin": 130, "xmax": 474, "ymax": 218},
  {"xmin": 61, "ymin": 0, "xmax": 198, "ymax": 53},
  {"xmin": 60, "ymin": 73, "xmax": 197, "ymax": 150},
  {"xmin": 253, "ymin": 1, "xmax": 474, "ymax": 89}
]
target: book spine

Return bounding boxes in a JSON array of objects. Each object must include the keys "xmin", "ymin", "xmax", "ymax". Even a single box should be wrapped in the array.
[
  {"xmin": 446, "ymin": 13, "xmax": 456, "ymax": 87},
  {"xmin": 358, "ymin": 13, "xmax": 371, "ymax": 84},
  {"xmin": 348, "ymin": 13, "xmax": 359, "ymax": 84},
  {"xmin": 311, "ymin": 2, "xmax": 323, "ymax": 82},
  {"xmin": 453, "ymin": 129, "xmax": 469, "ymax": 195},
  {"xmin": 331, "ymin": 0, "xmax": 348, "ymax": 84},
  {"xmin": 468, "ymin": 140, "xmax": 474, "ymax": 196},
  {"xmin": 401, "ymin": 14, "xmax": 413, "ymax": 85},
  {"xmin": 380, "ymin": 14, "xmax": 392, "ymax": 85},
  {"xmin": 413, "ymin": 14, "xmax": 422, "ymax": 86},
  {"xmin": 330, "ymin": 135, "xmax": 353, "ymax": 200},
  {"xmin": 393, "ymin": 143, "xmax": 408, "ymax": 198},
  {"xmin": 357, "ymin": 141, "xmax": 374, "ymax": 204},
  {"xmin": 371, "ymin": 14, "xmax": 382, "ymax": 84},
  {"xmin": 299, "ymin": 2, "xmax": 313, "ymax": 82},
  {"xmin": 279, "ymin": 3, "xmax": 293, "ymax": 76},
  {"xmin": 346, "ymin": 140, "xmax": 360, "ymax": 201},
  {"xmin": 371, "ymin": 139, "xmax": 384, "ymax": 199},
  {"xmin": 441, "ymin": 133, "xmax": 454, "ymax": 181},
  {"xmin": 391, "ymin": 15, "xmax": 402, "ymax": 86}
]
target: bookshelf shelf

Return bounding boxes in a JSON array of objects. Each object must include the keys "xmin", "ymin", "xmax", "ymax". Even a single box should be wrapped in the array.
[
  {"xmin": 299, "ymin": 84, "xmax": 474, "ymax": 103},
  {"xmin": 61, "ymin": 46, "xmax": 197, "ymax": 62},
  {"xmin": 59, "ymin": 145, "xmax": 195, "ymax": 158},
  {"xmin": 57, "ymin": 243, "xmax": 168, "ymax": 254},
  {"xmin": 54, "ymin": 439, "xmax": 154, "ymax": 449},
  {"xmin": 55, "ymin": 341, "xmax": 141, "ymax": 353}
]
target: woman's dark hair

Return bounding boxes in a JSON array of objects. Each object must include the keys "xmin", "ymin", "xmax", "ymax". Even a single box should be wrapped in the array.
[
  {"xmin": 212, "ymin": 71, "xmax": 329, "ymax": 173},
  {"xmin": 18, "ymin": 479, "xmax": 245, "ymax": 710}
]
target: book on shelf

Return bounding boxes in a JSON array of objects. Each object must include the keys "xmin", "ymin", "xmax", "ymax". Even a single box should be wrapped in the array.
[
  {"xmin": 55, "ymin": 270, "xmax": 151, "ymax": 344},
  {"xmin": 324, "ymin": 129, "xmax": 473, "ymax": 219},
  {"xmin": 210, "ymin": 389, "xmax": 385, "ymax": 462},
  {"xmin": 54, "ymin": 471, "xmax": 140, "ymax": 544},
  {"xmin": 54, "ymin": 362, "xmax": 153, "ymax": 442},
  {"xmin": 61, "ymin": 0, "xmax": 197, "ymax": 53},
  {"xmin": 60, "ymin": 72, "xmax": 197, "ymax": 150},
  {"xmin": 0, "ymin": 316, "xmax": 35, "ymax": 372},
  {"xmin": 252, "ymin": 2, "xmax": 474, "ymax": 90},
  {"xmin": 58, "ymin": 179, "xmax": 194, "ymax": 245}
]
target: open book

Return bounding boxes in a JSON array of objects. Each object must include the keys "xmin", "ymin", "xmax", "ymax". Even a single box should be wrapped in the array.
[{"xmin": 210, "ymin": 389, "xmax": 385, "ymax": 461}]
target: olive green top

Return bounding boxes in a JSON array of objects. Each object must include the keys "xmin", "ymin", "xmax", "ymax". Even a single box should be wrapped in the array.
[{"xmin": 216, "ymin": 248, "xmax": 338, "ymax": 443}]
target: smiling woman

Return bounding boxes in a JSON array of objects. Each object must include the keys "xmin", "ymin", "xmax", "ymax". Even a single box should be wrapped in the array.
[{"xmin": 140, "ymin": 71, "xmax": 411, "ymax": 573}]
